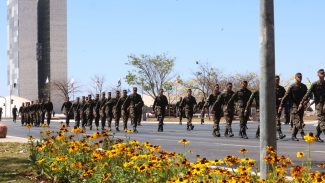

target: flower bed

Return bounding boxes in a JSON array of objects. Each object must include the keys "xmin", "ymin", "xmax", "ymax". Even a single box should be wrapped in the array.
[{"xmin": 28, "ymin": 125, "xmax": 325, "ymax": 183}]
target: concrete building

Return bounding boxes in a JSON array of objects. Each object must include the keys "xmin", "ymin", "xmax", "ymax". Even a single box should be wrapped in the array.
[{"xmin": 7, "ymin": 0, "xmax": 67, "ymax": 112}]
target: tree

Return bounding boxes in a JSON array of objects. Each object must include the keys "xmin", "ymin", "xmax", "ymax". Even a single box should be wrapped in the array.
[
  {"xmin": 88, "ymin": 75, "xmax": 106, "ymax": 97},
  {"xmin": 125, "ymin": 53, "xmax": 175, "ymax": 99},
  {"xmin": 51, "ymin": 79, "xmax": 81, "ymax": 101},
  {"xmin": 228, "ymin": 72, "xmax": 259, "ymax": 91},
  {"xmin": 183, "ymin": 62, "xmax": 224, "ymax": 98}
]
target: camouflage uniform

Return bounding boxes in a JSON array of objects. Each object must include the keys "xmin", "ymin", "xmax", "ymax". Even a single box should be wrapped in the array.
[
  {"xmin": 86, "ymin": 96, "xmax": 95, "ymax": 130},
  {"xmin": 61, "ymin": 100, "xmax": 72, "ymax": 126},
  {"xmin": 45, "ymin": 100, "xmax": 53, "ymax": 126},
  {"xmin": 71, "ymin": 98, "xmax": 81, "ymax": 127},
  {"xmin": 246, "ymin": 91, "xmax": 260, "ymax": 138},
  {"xmin": 196, "ymin": 99, "xmax": 206, "ymax": 124},
  {"xmin": 106, "ymin": 93, "xmax": 113, "ymax": 129},
  {"xmin": 40, "ymin": 100, "xmax": 46, "ymax": 125},
  {"xmin": 18, "ymin": 104, "xmax": 25, "ymax": 126},
  {"xmin": 93, "ymin": 95, "xmax": 101, "ymax": 130},
  {"xmin": 301, "ymin": 80, "xmax": 325, "ymax": 142},
  {"xmin": 280, "ymin": 83, "xmax": 307, "ymax": 140},
  {"xmin": 120, "ymin": 91, "xmax": 129, "ymax": 130},
  {"xmin": 213, "ymin": 90, "xmax": 235, "ymax": 137},
  {"xmin": 276, "ymin": 84, "xmax": 286, "ymax": 139},
  {"xmin": 106, "ymin": 92, "xmax": 124, "ymax": 131},
  {"xmin": 180, "ymin": 95, "xmax": 197, "ymax": 131},
  {"xmin": 229, "ymin": 88, "xmax": 252, "ymax": 139},
  {"xmin": 122, "ymin": 93, "xmax": 144, "ymax": 132},
  {"xmin": 99, "ymin": 93, "xmax": 107, "ymax": 130},
  {"xmin": 176, "ymin": 98, "xmax": 185, "ymax": 125},
  {"xmin": 153, "ymin": 94, "xmax": 168, "ymax": 132},
  {"xmin": 80, "ymin": 97, "xmax": 87, "ymax": 129},
  {"xmin": 205, "ymin": 92, "xmax": 222, "ymax": 136}
]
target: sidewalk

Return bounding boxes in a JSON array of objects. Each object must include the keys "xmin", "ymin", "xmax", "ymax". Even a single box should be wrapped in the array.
[{"xmin": 0, "ymin": 136, "xmax": 28, "ymax": 143}]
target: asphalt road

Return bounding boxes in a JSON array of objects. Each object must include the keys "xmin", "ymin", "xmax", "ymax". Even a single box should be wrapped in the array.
[{"xmin": 1, "ymin": 118, "xmax": 324, "ymax": 170}]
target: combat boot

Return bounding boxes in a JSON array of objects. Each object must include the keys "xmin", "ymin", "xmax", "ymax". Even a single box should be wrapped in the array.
[
  {"xmin": 133, "ymin": 127, "xmax": 138, "ymax": 133},
  {"xmin": 292, "ymin": 128, "xmax": 299, "ymax": 141},
  {"xmin": 228, "ymin": 128, "xmax": 234, "ymax": 137},
  {"xmin": 300, "ymin": 131, "xmax": 305, "ymax": 139},
  {"xmin": 278, "ymin": 130, "xmax": 286, "ymax": 139},
  {"xmin": 201, "ymin": 119, "xmax": 204, "ymax": 125},
  {"xmin": 224, "ymin": 128, "xmax": 229, "ymax": 137},
  {"xmin": 316, "ymin": 136, "xmax": 324, "ymax": 142},
  {"xmin": 191, "ymin": 124, "xmax": 195, "ymax": 130},
  {"xmin": 212, "ymin": 130, "xmax": 217, "ymax": 137},
  {"xmin": 316, "ymin": 130, "xmax": 324, "ymax": 142},
  {"xmin": 116, "ymin": 127, "xmax": 120, "ymax": 132},
  {"xmin": 242, "ymin": 128, "xmax": 248, "ymax": 139}
]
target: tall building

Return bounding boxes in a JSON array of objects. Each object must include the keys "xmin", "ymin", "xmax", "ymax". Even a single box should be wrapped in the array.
[{"xmin": 7, "ymin": 0, "xmax": 67, "ymax": 112}]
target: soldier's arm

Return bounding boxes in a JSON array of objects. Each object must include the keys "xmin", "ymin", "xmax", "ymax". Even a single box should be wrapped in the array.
[
  {"xmin": 245, "ymin": 93, "xmax": 255, "ymax": 112},
  {"xmin": 227, "ymin": 92, "xmax": 237, "ymax": 107},
  {"xmin": 122, "ymin": 96, "xmax": 131, "ymax": 110},
  {"xmin": 301, "ymin": 83, "xmax": 315, "ymax": 106},
  {"xmin": 61, "ymin": 103, "xmax": 65, "ymax": 112},
  {"xmin": 152, "ymin": 97, "xmax": 157, "ymax": 111},
  {"xmin": 278, "ymin": 86, "xmax": 292, "ymax": 113}
]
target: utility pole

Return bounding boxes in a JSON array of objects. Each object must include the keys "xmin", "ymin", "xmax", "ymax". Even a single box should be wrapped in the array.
[{"xmin": 259, "ymin": 0, "xmax": 276, "ymax": 179}]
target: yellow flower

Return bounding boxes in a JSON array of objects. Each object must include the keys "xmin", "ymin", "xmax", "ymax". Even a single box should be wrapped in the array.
[
  {"xmin": 90, "ymin": 132, "xmax": 102, "ymax": 140},
  {"xmin": 36, "ymin": 158, "xmax": 45, "ymax": 164},
  {"xmin": 54, "ymin": 155, "xmax": 67, "ymax": 162},
  {"xmin": 26, "ymin": 124, "xmax": 33, "ymax": 129},
  {"xmin": 27, "ymin": 135, "xmax": 35, "ymax": 141},
  {"xmin": 304, "ymin": 132, "xmax": 316, "ymax": 143},
  {"xmin": 239, "ymin": 149, "xmax": 249, "ymax": 154},
  {"xmin": 41, "ymin": 124, "xmax": 49, "ymax": 128},
  {"xmin": 102, "ymin": 173, "xmax": 111, "ymax": 182},
  {"xmin": 236, "ymin": 166, "xmax": 252, "ymax": 174},
  {"xmin": 178, "ymin": 139, "xmax": 190, "ymax": 145},
  {"xmin": 56, "ymin": 132, "xmax": 65, "ymax": 140},
  {"xmin": 317, "ymin": 163, "xmax": 325, "ymax": 168},
  {"xmin": 296, "ymin": 152, "xmax": 305, "ymax": 158},
  {"xmin": 71, "ymin": 127, "xmax": 85, "ymax": 134},
  {"xmin": 125, "ymin": 129, "xmax": 133, "ymax": 133},
  {"xmin": 70, "ymin": 162, "xmax": 82, "ymax": 169},
  {"xmin": 263, "ymin": 156, "xmax": 275, "ymax": 164}
]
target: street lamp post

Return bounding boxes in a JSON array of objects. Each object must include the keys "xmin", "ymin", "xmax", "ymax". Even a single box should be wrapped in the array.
[{"xmin": 259, "ymin": 0, "xmax": 276, "ymax": 179}]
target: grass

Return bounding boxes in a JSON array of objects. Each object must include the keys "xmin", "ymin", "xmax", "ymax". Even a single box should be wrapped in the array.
[{"xmin": 0, "ymin": 142, "xmax": 35, "ymax": 183}]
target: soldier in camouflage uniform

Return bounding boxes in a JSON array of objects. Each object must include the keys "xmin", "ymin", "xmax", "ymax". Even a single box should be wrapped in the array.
[
  {"xmin": 180, "ymin": 89, "xmax": 197, "ymax": 131},
  {"xmin": 45, "ymin": 98, "xmax": 53, "ymax": 126},
  {"xmin": 86, "ymin": 95, "xmax": 95, "ymax": 130},
  {"xmin": 196, "ymin": 97, "xmax": 206, "ymax": 125},
  {"xmin": 121, "ymin": 90, "xmax": 129, "ymax": 131},
  {"xmin": 40, "ymin": 99, "xmax": 46, "ymax": 125},
  {"xmin": 71, "ymin": 97, "xmax": 81, "ymax": 128},
  {"xmin": 106, "ymin": 92, "xmax": 113, "ymax": 129},
  {"xmin": 122, "ymin": 87, "xmax": 144, "ymax": 133},
  {"xmin": 19, "ymin": 103, "xmax": 25, "ymax": 126},
  {"xmin": 229, "ymin": 81, "xmax": 252, "ymax": 139},
  {"xmin": 61, "ymin": 97, "xmax": 73, "ymax": 127},
  {"xmin": 279, "ymin": 73, "xmax": 307, "ymax": 141},
  {"xmin": 80, "ymin": 96, "xmax": 87, "ymax": 130},
  {"xmin": 106, "ymin": 91, "xmax": 124, "ymax": 131},
  {"xmin": 301, "ymin": 69, "xmax": 325, "ymax": 142},
  {"xmin": 275, "ymin": 75, "xmax": 287, "ymax": 139},
  {"xmin": 245, "ymin": 90, "xmax": 260, "ymax": 138},
  {"xmin": 93, "ymin": 94, "xmax": 101, "ymax": 130},
  {"xmin": 99, "ymin": 92, "xmax": 107, "ymax": 130},
  {"xmin": 212, "ymin": 83, "xmax": 235, "ymax": 137},
  {"xmin": 153, "ymin": 89, "xmax": 169, "ymax": 132},
  {"xmin": 176, "ymin": 97, "xmax": 184, "ymax": 125},
  {"xmin": 205, "ymin": 84, "xmax": 222, "ymax": 137},
  {"xmin": 30, "ymin": 101, "xmax": 36, "ymax": 126}
]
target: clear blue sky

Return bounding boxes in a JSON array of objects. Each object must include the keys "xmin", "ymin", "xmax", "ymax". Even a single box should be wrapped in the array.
[{"xmin": 1, "ymin": 0, "xmax": 325, "ymax": 96}]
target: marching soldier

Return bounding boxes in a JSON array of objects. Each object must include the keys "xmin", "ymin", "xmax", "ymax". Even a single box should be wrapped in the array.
[
  {"xmin": 12, "ymin": 105, "xmax": 18, "ymax": 123},
  {"xmin": 275, "ymin": 75, "xmax": 287, "ymax": 139},
  {"xmin": 106, "ymin": 92, "xmax": 113, "ymax": 130},
  {"xmin": 99, "ymin": 92, "xmax": 107, "ymax": 130},
  {"xmin": 153, "ymin": 89, "xmax": 168, "ymax": 132},
  {"xmin": 71, "ymin": 97, "xmax": 81, "ymax": 128},
  {"xmin": 121, "ymin": 90, "xmax": 129, "ymax": 131},
  {"xmin": 229, "ymin": 81, "xmax": 252, "ymax": 139},
  {"xmin": 61, "ymin": 97, "xmax": 72, "ymax": 127},
  {"xmin": 180, "ymin": 89, "xmax": 197, "ymax": 131},
  {"xmin": 279, "ymin": 73, "xmax": 307, "ymax": 141},
  {"xmin": 80, "ymin": 96, "xmax": 87, "ymax": 130},
  {"xmin": 106, "ymin": 91, "xmax": 124, "ymax": 131},
  {"xmin": 40, "ymin": 99, "xmax": 46, "ymax": 125},
  {"xmin": 176, "ymin": 97, "xmax": 184, "ymax": 125},
  {"xmin": 93, "ymin": 94, "xmax": 101, "ymax": 130},
  {"xmin": 196, "ymin": 97, "xmax": 206, "ymax": 125},
  {"xmin": 205, "ymin": 84, "xmax": 222, "ymax": 137},
  {"xmin": 245, "ymin": 90, "xmax": 260, "ymax": 138},
  {"xmin": 19, "ymin": 103, "xmax": 25, "ymax": 126},
  {"xmin": 45, "ymin": 98, "xmax": 53, "ymax": 126},
  {"xmin": 212, "ymin": 83, "xmax": 235, "ymax": 137},
  {"xmin": 30, "ymin": 101, "xmax": 36, "ymax": 126},
  {"xmin": 300, "ymin": 69, "xmax": 325, "ymax": 142},
  {"xmin": 86, "ymin": 95, "xmax": 95, "ymax": 130},
  {"xmin": 122, "ymin": 87, "xmax": 144, "ymax": 133}
]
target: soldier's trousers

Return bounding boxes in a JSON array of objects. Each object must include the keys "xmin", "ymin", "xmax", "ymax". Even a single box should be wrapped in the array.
[
  {"xmin": 122, "ymin": 110, "xmax": 129, "ymax": 130},
  {"xmin": 239, "ymin": 109, "xmax": 249, "ymax": 133},
  {"xmin": 185, "ymin": 111, "xmax": 194, "ymax": 128},
  {"xmin": 41, "ymin": 112, "xmax": 45, "ymax": 125},
  {"xmin": 179, "ymin": 110, "xmax": 185, "ymax": 122},
  {"xmin": 137, "ymin": 109, "xmax": 142, "ymax": 125},
  {"xmin": 21, "ymin": 115, "xmax": 25, "ymax": 125},
  {"xmin": 81, "ymin": 114, "xmax": 87, "ymax": 127},
  {"xmin": 225, "ymin": 112, "xmax": 234, "ymax": 133},
  {"xmin": 87, "ymin": 115, "xmax": 94, "ymax": 127},
  {"xmin": 106, "ymin": 113, "xmax": 113, "ymax": 128},
  {"xmin": 130, "ymin": 110, "xmax": 141, "ymax": 130},
  {"xmin": 94, "ymin": 115, "xmax": 100, "ymax": 127},
  {"xmin": 212, "ymin": 114, "xmax": 222, "ymax": 132},
  {"xmin": 290, "ymin": 108, "xmax": 305, "ymax": 137},
  {"xmin": 74, "ymin": 115, "xmax": 81, "ymax": 127},
  {"xmin": 115, "ymin": 114, "xmax": 121, "ymax": 129},
  {"xmin": 100, "ymin": 114, "xmax": 106, "ymax": 129},
  {"xmin": 315, "ymin": 105, "xmax": 325, "ymax": 137},
  {"xmin": 46, "ymin": 112, "xmax": 51, "ymax": 125},
  {"xmin": 65, "ymin": 115, "xmax": 70, "ymax": 126}
]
